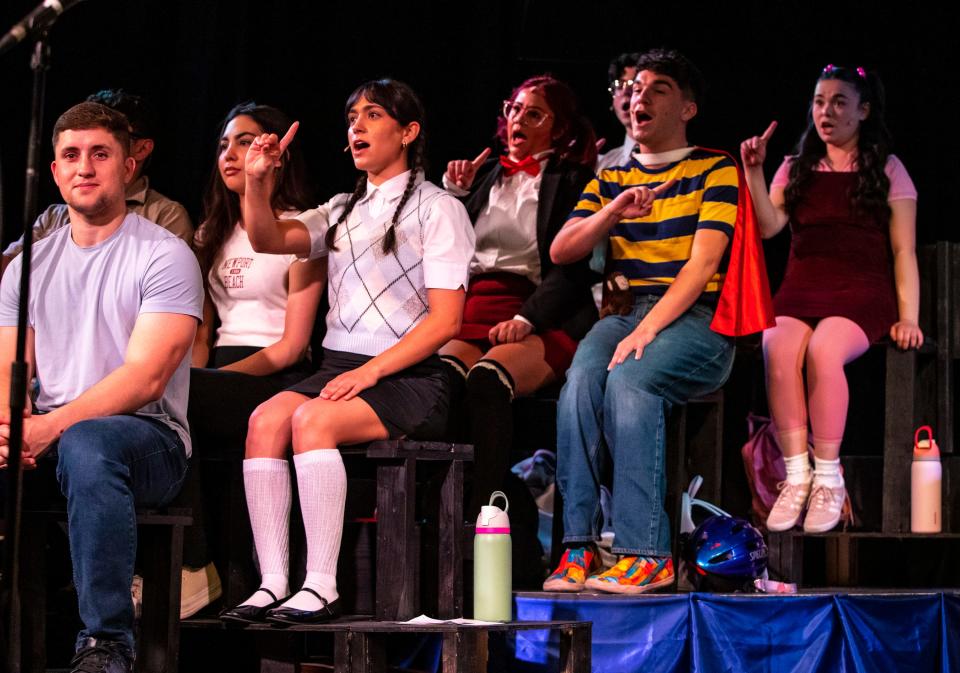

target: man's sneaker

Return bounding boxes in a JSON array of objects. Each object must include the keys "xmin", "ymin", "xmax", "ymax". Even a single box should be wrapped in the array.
[
  {"xmin": 584, "ymin": 555, "xmax": 674, "ymax": 594},
  {"xmin": 803, "ymin": 482, "xmax": 853, "ymax": 533},
  {"xmin": 766, "ymin": 480, "xmax": 812, "ymax": 532},
  {"xmin": 181, "ymin": 562, "xmax": 223, "ymax": 619},
  {"xmin": 70, "ymin": 638, "xmax": 132, "ymax": 673},
  {"xmin": 543, "ymin": 547, "xmax": 596, "ymax": 592}
]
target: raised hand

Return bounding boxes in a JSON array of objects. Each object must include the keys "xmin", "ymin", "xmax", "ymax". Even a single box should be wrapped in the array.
[
  {"xmin": 609, "ymin": 179, "xmax": 677, "ymax": 220},
  {"xmin": 246, "ymin": 121, "xmax": 300, "ymax": 181},
  {"xmin": 445, "ymin": 147, "xmax": 492, "ymax": 190},
  {"xmin": 741, "ymin": 121, "xmax": 777, "ymax": 168}
]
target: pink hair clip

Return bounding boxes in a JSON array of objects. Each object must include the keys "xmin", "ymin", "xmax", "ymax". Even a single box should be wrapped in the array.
[{"xmin": 822, "ymin": 63, "xmax": 867, "ymax": 79}]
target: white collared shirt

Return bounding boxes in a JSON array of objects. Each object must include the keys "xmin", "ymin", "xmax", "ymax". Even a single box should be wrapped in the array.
[
  {"xmin": 596, "ymin": 133, "xmax": 637, "ymax": 172},
  {"xmin": 454, "ymin": 151, "xmax": 553, "ymax": 285},
  {"xmin": 360, "ymin": 169, "xmax": 413, "ymax": 220}
]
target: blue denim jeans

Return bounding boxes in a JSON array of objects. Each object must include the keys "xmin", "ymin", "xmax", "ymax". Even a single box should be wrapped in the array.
[
  {"xmin": 54, "ymin": 415, "xmax": 187, "ymax": 653},
  {"xmin": 556, "ymin": 296, "xmax": 734, "ymax": 556}
]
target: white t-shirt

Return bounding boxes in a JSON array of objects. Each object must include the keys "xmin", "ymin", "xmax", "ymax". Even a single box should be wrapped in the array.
[
  {"xmin": 207, "ymin": 220, "xmax": 299, "ymax": 348},
  {"xmin": 299, "ymin": 171, "xmax": 475, "ymax": 356}
]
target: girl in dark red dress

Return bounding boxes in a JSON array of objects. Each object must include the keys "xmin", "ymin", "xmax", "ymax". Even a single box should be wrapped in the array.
[{"xmin": 741, "ymin": 65, "xmax": 922, "ymax": 533}]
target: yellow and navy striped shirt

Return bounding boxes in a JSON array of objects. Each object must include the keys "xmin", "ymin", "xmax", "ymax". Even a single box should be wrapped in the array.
[{"xmin": 570, "ymin": 148, "xmax": 738, "ymax": 296}]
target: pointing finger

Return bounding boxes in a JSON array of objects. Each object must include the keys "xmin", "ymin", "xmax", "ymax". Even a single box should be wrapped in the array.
[
  {"xmin": 760, "ymin": 121, "xmax": 778, "ymax": 143},
  {"xmin": 472, "ymin": 147, "xmax": 492, "ymax": 168},
  {"xmin": 278, "ymin": 121, "xmax": 300, "ymax": 153},
  {"xmin": 652, "ymin": 179, "xmax": 677, "ymax": 196}
]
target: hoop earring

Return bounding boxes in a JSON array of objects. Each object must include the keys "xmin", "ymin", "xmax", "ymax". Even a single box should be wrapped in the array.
[{"xmin": 401, "ymin": 140, "xmax": 408, "ymax": 149}]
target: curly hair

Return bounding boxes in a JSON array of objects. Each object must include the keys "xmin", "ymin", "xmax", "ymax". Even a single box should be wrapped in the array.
[{"xmin": 784, "ymin": 66, "xmax": 892, "ymax": 219}]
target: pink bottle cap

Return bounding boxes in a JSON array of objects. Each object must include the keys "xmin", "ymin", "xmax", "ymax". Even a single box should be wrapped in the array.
[{"xmin": 913, "ymin": 426, "xmax": 940, "ymax": 461}]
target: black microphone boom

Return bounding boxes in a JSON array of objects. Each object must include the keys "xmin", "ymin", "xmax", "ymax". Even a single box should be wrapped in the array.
[{"xmin": 0, "ymin": 0, "xmax": 86, "ymax": 56}]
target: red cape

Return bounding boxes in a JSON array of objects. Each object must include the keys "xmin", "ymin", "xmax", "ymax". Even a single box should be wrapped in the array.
[{"xmin": 699, "ymin": 147, "xmax": 775, "ymax": 337}]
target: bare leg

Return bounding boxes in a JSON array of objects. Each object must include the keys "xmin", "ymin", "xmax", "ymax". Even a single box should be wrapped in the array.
[
  {"xmin": 805, "ymin": 316, "xmax": 870, "ymax": 461},
  {"xmin": 762, "ymin": 316, "xmax": 814, "ymax": 457}
]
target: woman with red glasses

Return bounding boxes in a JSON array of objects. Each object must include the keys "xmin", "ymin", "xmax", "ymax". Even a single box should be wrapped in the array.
[
  {"xmin": 742, "ymin": 65, "xmax": 921, "ymax": 533},
  {"xmin": 441, "ymin": 75, "xmax": 598, "ymax": 584}
]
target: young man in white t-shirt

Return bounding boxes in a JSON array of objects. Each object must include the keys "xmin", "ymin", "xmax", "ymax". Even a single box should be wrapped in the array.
[{"xmin": 0, "ymin": 102, "xmax": 202, "ymax": 673}]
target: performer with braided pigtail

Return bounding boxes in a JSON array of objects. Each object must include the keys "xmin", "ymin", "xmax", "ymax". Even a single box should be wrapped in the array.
[{"xmin": 218, "ymin": 79, "xmax": 475, "ymax": 625}]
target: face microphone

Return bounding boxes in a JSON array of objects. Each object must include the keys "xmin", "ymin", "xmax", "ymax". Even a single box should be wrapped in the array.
[{"xmin": 0, "ymin": 0, "xmax": 89, "ymax": 56}]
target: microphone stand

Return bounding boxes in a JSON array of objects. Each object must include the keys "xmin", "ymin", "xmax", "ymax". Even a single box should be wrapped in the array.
[{"xmin": 2, "ymin": 30, "xmax": 50, "ymax": 673}]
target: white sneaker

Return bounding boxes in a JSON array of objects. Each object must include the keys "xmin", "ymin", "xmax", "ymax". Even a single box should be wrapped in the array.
[
  {"xmin": 766, "ymin": 480, "xmax": 811, "ymax": 532},
  {"xmin": 802, "ymin": 483, "xmax": 849, "ymax": 533},
  {"xmin": 180, "ymin": 563, "xmax": 223, "ymax": 619}
]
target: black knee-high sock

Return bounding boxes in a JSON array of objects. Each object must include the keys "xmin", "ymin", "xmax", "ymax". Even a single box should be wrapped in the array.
[
  {"xmin": 440, "ymin": 355, "xmax": 470, "ymax": 441},
  {"xmin": 464, "ymin": 360, "xmax": 515, "ymax": 519}
]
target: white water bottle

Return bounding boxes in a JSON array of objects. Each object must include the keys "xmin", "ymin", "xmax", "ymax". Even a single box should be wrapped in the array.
[
  {"xmin": 473, "ymin": 491, "xmax": 512, "ymax": 622},
  {"xmin": 911, "ymin": 426, "xmax": 941, "ymax": 533}
]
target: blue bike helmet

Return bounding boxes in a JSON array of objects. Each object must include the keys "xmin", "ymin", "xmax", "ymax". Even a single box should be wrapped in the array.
[{"xmin": 683, "ymin": 515, "xmax": 768, "ymax": 592}]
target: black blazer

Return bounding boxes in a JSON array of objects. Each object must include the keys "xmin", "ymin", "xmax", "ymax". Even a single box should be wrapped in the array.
[{"xmin": 462, "ymin": 156, "xmax": 598, "ymax": 341}]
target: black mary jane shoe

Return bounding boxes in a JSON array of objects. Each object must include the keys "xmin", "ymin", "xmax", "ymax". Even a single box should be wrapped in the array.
[
  {"xmin": 219, "ymin": 588, "xmax": 289, "ymax": 625},
  {"xmin": 265, "ymin": 587, "xmax": 342, "ymax": 625}
]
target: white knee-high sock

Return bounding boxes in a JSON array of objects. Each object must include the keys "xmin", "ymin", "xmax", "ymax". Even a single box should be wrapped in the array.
[
  {"xmin": 241, "ymin": 458, "xmax": 291, "ymax": 607},
  {"xmin": 281, "ymin": 449, "xmax": 346, "ymax": 610}
]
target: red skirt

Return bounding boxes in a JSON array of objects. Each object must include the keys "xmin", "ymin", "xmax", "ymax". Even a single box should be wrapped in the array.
[{"xmin": 456, "ymin": 272, "xmax": 578, "ymax": 377}]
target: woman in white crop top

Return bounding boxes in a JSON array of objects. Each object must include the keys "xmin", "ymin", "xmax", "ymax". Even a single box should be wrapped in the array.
[{"xmin": 182, "ymin": 103, "xmax": 324, "ymax": 618}]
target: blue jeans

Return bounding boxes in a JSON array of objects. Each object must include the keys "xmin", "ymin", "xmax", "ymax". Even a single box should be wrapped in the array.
[
  {"xmin": 556, "ymin": 296, "xmax": 734, "ymax": 556},
  {"xmin": 55, "ymin": 415, "xmax": 187, "ymax": 653}
]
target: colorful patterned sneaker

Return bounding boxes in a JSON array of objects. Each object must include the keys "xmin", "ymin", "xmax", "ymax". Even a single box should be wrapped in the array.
[
  {"xmin": 802, "ymin": 482, "xmax": 853, "ymax": 533},
  {"xmin": 766, "ymin": 480, "xmax": 812, "ymax": 532},
  {"xmin": 542, "ymin": 547, "xmax": 596, "ymax": 592},
  {"xmin": 584, "ymin": 555, "xmax": 674, "ymax": 595}
]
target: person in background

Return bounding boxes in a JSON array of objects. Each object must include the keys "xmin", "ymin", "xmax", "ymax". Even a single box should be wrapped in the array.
[{"xmin": 596, "ymin": 52, "xmax": 640, "ymax": 172}]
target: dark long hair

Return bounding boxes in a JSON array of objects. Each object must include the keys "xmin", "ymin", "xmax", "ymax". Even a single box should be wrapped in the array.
[
  {"xmin": 324, "ymin": 78, "xmax": 427, "ymax": 255},
  {"xmin": 196, "ymin": 102, "xmax": 314, "ymax": 280},
  {"xmin": 784, "ymin": 66, "xmax": 892, "ymax": 219},
  {"xmin": 496, "ymin": 75, "xmax": 598, "ymax": 168}
]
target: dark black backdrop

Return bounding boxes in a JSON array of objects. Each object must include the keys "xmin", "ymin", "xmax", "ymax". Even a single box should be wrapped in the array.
[{"xmin": 0, "ymin": 0, "xmax": 955, "ymax": 246}]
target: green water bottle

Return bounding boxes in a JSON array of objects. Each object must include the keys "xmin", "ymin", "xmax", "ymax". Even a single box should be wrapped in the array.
[{"xmin": 473, "ymin": 491, "xmax": 512, "ymax": 622}]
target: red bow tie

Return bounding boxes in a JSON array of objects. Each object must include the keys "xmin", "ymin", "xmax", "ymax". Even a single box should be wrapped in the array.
[{"xmin": 499, "ymin": 154, "xmax": 541, "ymax": 177}]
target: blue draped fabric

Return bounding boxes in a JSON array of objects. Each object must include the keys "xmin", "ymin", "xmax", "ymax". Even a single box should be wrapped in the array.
[{"xmin": 512, "ymin": 592, "xmax": 959, "ymax": 673}]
